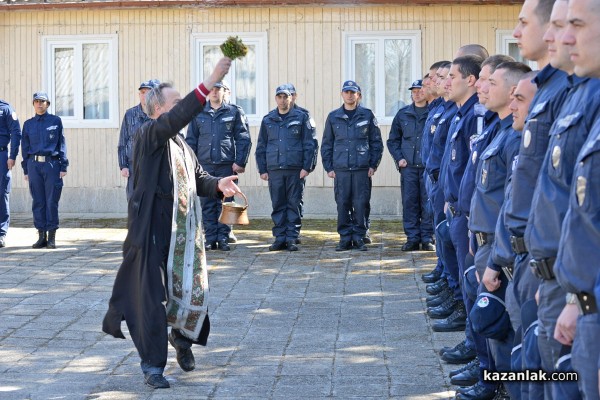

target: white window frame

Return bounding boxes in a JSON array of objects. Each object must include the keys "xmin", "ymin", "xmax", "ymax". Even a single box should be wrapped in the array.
[
  {"xmin": 496, "ymin": 30, "xmax": 538, "ymax": 69},
  {"xmin": 343, "ymin": 30, "xmax": 422, "ymax": 125},
  {"xmin": 191, "ymin": 32, "xmax": 268, "ymax": 126},
  {"xmin": 42, "ymin": 34, "xmax": 119, "ymax": 129}
]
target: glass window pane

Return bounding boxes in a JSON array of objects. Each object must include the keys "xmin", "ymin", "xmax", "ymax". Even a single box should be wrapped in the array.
[
  {"xmin": 54, "ymin": 47, "xmax": 74, "ymax": 117},
  {"xmin": 83, "ymin": 43, "xmax": 110, "ymax": 119},
  {"xmin": 354, "ymin": 43, "xmax": 376, "ymax": 110},
  {"xmin": 385, "ymin": 39, "xmax": 412, "ymax": 117},
  {"xmin": 202, "ymin": 45, "xmax": 221, "ymax": 80},
  {"xmin": 235, "ymin": 44, "xmax": 256, "ymax": 114}
]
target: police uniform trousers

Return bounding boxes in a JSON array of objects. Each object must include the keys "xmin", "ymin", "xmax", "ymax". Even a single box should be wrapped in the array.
[
  {"xmin": 334, "ymin": 170, "xmax": 371, "ymax": 242},
  {"xmin": 268, "ymin": 169, "xmax": 304, "ymax": 243},
  {"xmin": 538, "ymin": 279, "xmax": 580, "ymax": 399},
  {"xmin": 27, "ymin": 158, "xmax": 63, "ymax": 231},
  {"xmin": 572, "ymin": 314, "xmax": 600, "ymax": 400},
  {"xmin": 200, "ymin": 164, "xmax": 233, "ymax": 243},
  {"xmin": 400, "ymin": 166, "xmax": 433, "ymax": 244},
  {"xmin": 0, "ymin": 150, "xmax": 12, "ymax": 237}
]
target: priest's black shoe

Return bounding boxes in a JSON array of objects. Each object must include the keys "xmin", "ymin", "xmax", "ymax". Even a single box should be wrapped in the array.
[
  {"xmin": 269, "ymin": 241, "xmax": 287, "ymax": 251},
  {"xmin": 336, "ymin": 240, "xmax": 352, "ymax": 251},
  {"xmin": 427, "ymin": 298, "xmax": 456, "ymax": 319},
  {"xmin": 354, "ymin": 239, "xmax": 368, "ymax": 251},
  {"xmin": 287, "ymin": 241, "xmax": 299, "ymax": 251},
  {"xmin": 426, "ymin": 278, "xmax": 448, "ymax": 295},
  {"xmin": 401, "ymin": 241, "xmax": 420, "ymax": 251},
  {"xmin": 442, "ymin": 340, "xmax": 476, "ymax": 364},
  {"xmin": 169, "ymin": 332, "xmax": 195, "ymax": 372},
  {"xmin": 432, "ymin": 302, "xmax": 467, "ymax": 332},
  {"xmin": 450, "ymin": 359, "xmax": 479, "ymax": 386},
  {"xmin": 455, "ymin": 382, "xmax": 497, "ymax": 400},
  {"xmin": 205, "ymin": 241, "xmax": 218, "ymax": 251},
  {"xmin": 421, "ymin": 242, "xmax": 435, "ymax": 251},
  {"xmin": 449, "ymin": 357, "xmax": 478, "ymax": 377},
  {"xmin": 217, "ymin": 240, "xmax": 230, "ymax": 251},
  {"xmin": 144, "ymin": 373, "xmax": 170, "ymax": 389},
  {"xmin": 422, "ymin": 269, "xmax": 442, "ymax": 283}
]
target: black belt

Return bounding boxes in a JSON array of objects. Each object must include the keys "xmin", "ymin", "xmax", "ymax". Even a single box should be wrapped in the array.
[
  {"xmin": 502, "ymin": 264, "xmax": 514, "ymax": 281},
  {"xmin": 0, "ymin": 146, "xmax": 6, "ymax": 152},
  {"xmin": 510, "ymin": 236, "xmax": 528, "ymax": 254},
  {"xmin": 32, "ymin": 155, "xmax": 56, "ymax": 162},
  {"xmin": 529, "ymin": 257, "xmax": 556, "ymax": 280},
  {"xmin": 475, "ymin": 232, "xmax": 493, "ymax": 247},
  {"xmin": 577, "ymin": 292, "xmax": 598, "ymax": 315}
]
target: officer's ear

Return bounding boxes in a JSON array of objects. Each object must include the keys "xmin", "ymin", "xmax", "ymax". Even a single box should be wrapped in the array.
[{"xmin": 467, "ymin": 75, "xmax": 478, "ymax": 87}]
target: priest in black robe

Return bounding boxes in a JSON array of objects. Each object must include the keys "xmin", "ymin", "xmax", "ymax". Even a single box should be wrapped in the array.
[{"xmin": 103, "ymin": 58, "xmax": 238, "ymax": 389}]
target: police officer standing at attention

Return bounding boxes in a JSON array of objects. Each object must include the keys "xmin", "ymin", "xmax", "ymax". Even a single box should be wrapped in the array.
[
  {"xmin": 387, "ymin": 79, "xmax": 433, "ymax": 252},
  {"xmin": 0, "ymin": 99, "xmax": 21, "ymax": 248},
  {"xmin": 186, "ymin": 81, "xmax": 250, "ymax": 251},
  {"xmin": 118, "ymin": 79, "xmax": 159, "ymax": 201},
  {"xmin": 255, "ymin": 84, "xmax": 316, "ymax": 251},
  {"xmin": 21, "ymin": 92, "xmax": 68, "ymax": 249},
  {"xmin": 321, "ymin": 80, "xmax": 383, "ymax": 252}
]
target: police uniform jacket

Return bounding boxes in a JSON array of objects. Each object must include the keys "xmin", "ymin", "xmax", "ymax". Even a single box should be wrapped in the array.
[
  {"xmin": 525, "ymin": 76, "xmax": 600, "ymax": 261},
  {"xmin": 387, "ymin": 103, "xmax": 429, "ymax": 168},
  {"xmin": 321, "ymin": 105, "xmax": 383, "ymax": 173},
  {"xmin": 469, "ymin": 115, "xmax": 519, "ymax": 236},
  {"xmin": 504, "ymin": 65, "xmax": 570, "ymax": 238},
  {"xmin": 458, "ymin": 110, "xmax": 500, "ymax": 215},
  {"xmin": 443, "ymin": 93, "xmax": 479, "ymax": 205},
  {"xmin": 421, "ymin": 97, "xmax": 444, "ymax": 167},
  {"xmin": 0, "ymin": 101, "xmax": 21, "ymax": 160},
  {"xmin": 186, "ymin": 102, "xmax": 251, "ymax": 167},
  {"xmin": 255, "ymin": 107, "xmax": 316, "ymax": 174},
  {"xmin": 555, "ymin": 119, "xmax": 600, "ymax": 296},
  {"xmin": 425, "ymin": 101, "xmax": 458, "ymax": 181},
  {"xmin": 21, "ymin": 112, "xmax": 68, "ymax": 175},
  {"xmin": 118, "ymin": 104, "xmax": 149, "ymax": 170}
]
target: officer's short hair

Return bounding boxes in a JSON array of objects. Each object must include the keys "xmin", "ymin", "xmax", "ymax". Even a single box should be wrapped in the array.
[
  {"xmin": 429, "ymin": 60, "xmax": 450, "ymax": 71},
  {"xmin": 451, "ymin": 55, "xmax": 483, "ymax": 80},
  {"xmin": 146, "ymin": 82, "xmax": 174, "ymax": 118},
  {"xmin": 494, "ymin": 61, "xmax": 533, "ymax": 87},
  {"xmin": 438, "ymin": 61, "xmax": 452, "ymax": 71},
  {"xmin": 456, "ymin": 44, "xmax": 489, "ymax": 60},
  {"xmin": 482, "ymin": 55, "xmax": 516, "ymax": 75},
  {"xmin": 534, "ymin": 0, "xmax": 556, "ymax": 24}
]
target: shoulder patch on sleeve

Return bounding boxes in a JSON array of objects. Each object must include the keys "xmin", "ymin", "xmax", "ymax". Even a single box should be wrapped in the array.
[
  {"xmin": 307, "ymin": 117, "xmax": 316, "ymax": 129},
  {"xmin": 11, "ymin": 112, "xmax": 17, "ymax": 121},
  {"xmin": 372, "ymin": 117, "xmax": 379, "ymax": 127}
]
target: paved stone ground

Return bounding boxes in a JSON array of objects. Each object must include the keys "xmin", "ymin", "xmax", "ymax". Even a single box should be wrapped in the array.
[{"xmin": 0, "ymin": 217, "xmax": 464, "ymax": 400}]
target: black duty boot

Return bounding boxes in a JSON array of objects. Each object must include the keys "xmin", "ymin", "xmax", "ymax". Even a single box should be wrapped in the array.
[
  {"xmin": 442, "ymin": 340, "xmax": 477, "ymax": 364},
  {"xmin": 47, "ymin": 230, "xmax": 57, "ymax": 249},
  {"xmin": 427, "ymin": 298, "xmax": 457, "ymax": 319},
  {"xmin": 422, "ymin": 268, "xmax": 442, "ymax": 283},
  {"xmin": 32, "ymin": 230, "xmax": 47, "ymax": 249},
  {"xmin": 426, "ymin": 278, "xmax": 448, "ymax": 295},
  {"xmin": 432, "ymin": 302, "xmax": 467, "ymax": 332},
  {"xmin": 427, "ymin": 288, "xmax": 453, "ymax": 307}
]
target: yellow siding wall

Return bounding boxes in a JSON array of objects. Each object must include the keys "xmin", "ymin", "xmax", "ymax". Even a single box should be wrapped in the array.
[{"xmin": 0, "ymin": 4, "xmax": 520, "ymax": 213}]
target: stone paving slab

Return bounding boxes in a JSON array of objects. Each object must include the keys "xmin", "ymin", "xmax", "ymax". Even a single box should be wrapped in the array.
[{"xmin": 0, "ymin": 219, "xmax": 463, "ymax": 399}]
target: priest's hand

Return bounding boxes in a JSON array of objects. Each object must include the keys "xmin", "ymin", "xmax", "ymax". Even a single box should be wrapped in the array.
[
  {"xmin": 204, "ymin": 58, "xmax": 233, "ymax": 90},
  {"xmin": 218, "ymin": 175, "xmax": 240, "ymax": 197}
]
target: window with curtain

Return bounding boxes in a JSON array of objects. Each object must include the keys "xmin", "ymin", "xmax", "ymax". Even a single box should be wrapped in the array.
[
  {"xmin": 192, "ymin": 33, "xmax": 267, "ymax": 125},
  {"xmin": 344, "ymin": 31, "xmax": 422, "ymax": 123},
  {"xmin": 43, "ymin": 35, "xmax": 118, "ymax": 128}
]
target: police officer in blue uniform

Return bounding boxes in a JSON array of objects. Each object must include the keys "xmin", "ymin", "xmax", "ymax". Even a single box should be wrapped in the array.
[
  {"xmin": 186, "ymin": 81, "xmax": 251, "ymax": 251},
  {"xmin": 21, "ymin": 92, "xmax": 68, "ymax": 249},
  {"xmin": 388, "ymin": 79, "xmax": 433, "ymax": 252},
  {"xmin": 0, "ymin": 99, "xmax": 21, "ymax": 248},
  {"xmin": 551, "ymin": 0, "xmax": 600, "ymax": 397},
  {"xmin": 468, "ymin": 62, "xmax": 531, "ymax": 400},
  {"xmin": 118, "ymin": 79, "xmax": 160, "ymax": 201},
  {"xmin": 522, "ymin": 2, "xmax": 592, "ymax": 397},
  {"xmin": 321, "ymin": 80, "xmax": 383, "ymax": 251},
  {"xmin": 256, "ymin": 84, "xmax": 316, "ymax": 251}
]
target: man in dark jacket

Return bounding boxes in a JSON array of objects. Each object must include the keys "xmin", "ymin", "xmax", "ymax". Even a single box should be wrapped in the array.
[
  {"xmin": 102, "ymin": 58, "xmax": 239, "ymax": 390},
  {"xmin": 255, "ymin": 84, "xmax": 317, "ymax": 251},
  {"xmin": 321, "ymin": 80, "xmax": 383, "ymax": 251},
  {"xmin": 186, "ymin": 80, "xmax": 251, "ymax": 251},
  {"xmin": 387, "ymin": 79, "xmax": 433, "ymax": 251}
]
